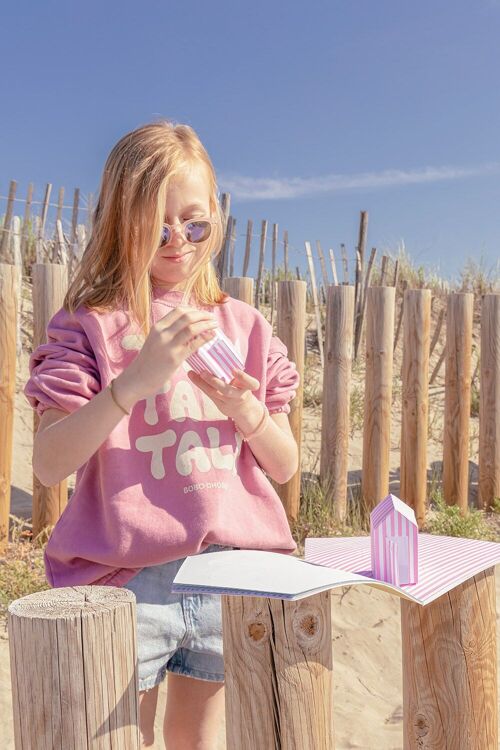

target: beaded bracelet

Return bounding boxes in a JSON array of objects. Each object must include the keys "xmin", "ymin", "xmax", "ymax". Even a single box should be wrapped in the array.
[
  {"xmin": 235, "ymin": 402, "xmax": 270, "ymax": 441},
  {"xmin": 109, "ymin": 378, "xmax": 130, "ymax": 416}
]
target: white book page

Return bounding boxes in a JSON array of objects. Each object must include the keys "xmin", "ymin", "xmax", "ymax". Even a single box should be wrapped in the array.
[{"xmin": 172, "ymin": 549, "xmax": 417, "ymax": 601}]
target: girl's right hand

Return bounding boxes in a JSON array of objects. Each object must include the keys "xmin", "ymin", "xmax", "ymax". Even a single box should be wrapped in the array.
[{"xmin": 118, "ymin": 307, "xmax": 219, "ymax": 402}]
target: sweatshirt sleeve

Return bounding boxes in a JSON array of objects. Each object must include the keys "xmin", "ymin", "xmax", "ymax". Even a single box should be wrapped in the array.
[
  {"xmin": 265, "ymin": 335, "xmax": 300, "ymax": 415},
  {"xmin": 24, "ymin": 306, "xmax": 102, "ymax": 417}
]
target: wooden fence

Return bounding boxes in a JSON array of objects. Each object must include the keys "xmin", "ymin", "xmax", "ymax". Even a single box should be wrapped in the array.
[{"xmin": 1, "ymin": 182, "xmax": 499, "ymax": 554}]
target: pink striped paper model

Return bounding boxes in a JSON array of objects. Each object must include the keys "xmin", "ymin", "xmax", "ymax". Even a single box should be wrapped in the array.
[
  {"xmin": 305, "ymin": 533, "xmax": 500, "ymax": 606},
  {"xmin": 186, "ymin": 327, "xmax": 246, "ymax": 384},
  {"xmin": 370, "ymin": 494, "xmax": 418, "ymax": 586}
]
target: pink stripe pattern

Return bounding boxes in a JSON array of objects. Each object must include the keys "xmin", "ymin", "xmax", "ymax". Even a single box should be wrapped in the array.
[
  {"xmin": 305, "ymin": 533, "xmax": 500, "ymax": 606},
  {"xmin": 187, "ymin": 328, "xmax": 245, "ymax": 384},
  {"xmin": 370, "ymin": 494, "xmax": 418, "ymax": 585}
]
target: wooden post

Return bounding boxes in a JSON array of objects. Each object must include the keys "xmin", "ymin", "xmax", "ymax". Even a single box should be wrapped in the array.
[
  {"xmin": 12, "ymin": 218, "xmax": 23, "ymax": 360},
  {"xmin": 328, "ymin": 248, "xmax": 338, "ymax": 286},
  {"xmin": 36, "ymin": 183, "xmax": 52, "ymax": 264},
  {"xmin": 400, "ymin": 289, "xmax": 431, "ymax": 527},
  {"xmin": 8, "ymin": 586, "xmax": 140, "ymax": 749},
  {"xmin": 315, "ymin": 240, "xmax": 330, "ymax": 301},
  {"xmin": 429, "ymin": 307, "xmax": 445, "ymax": 358},
  {"xmin": 401, "ymin": 567, "xmax": 497, "ymax": 749},
  {"xmin": 341, "ymin": 244, "xmax": 348, "ymax": 284},
  {"xmin": 255, "ymin": 220, "xmax": 268, "ymax": 311},
  {"xmin": 0, "ymin": 179, "xmax": 17, "ymax": 260},
  {"xmin": 479, "ymin": 293, "xmax": 500, "ymax": 509},
  {"xmin": 228, "ymin": 216, "xmax": 237, "ymax": 277},
  {"xmin": 56, "ymin": 185, "xmax": 64, "ymax": 222},
  {"xmin": 443, "ymin": 292, "xmax": 473, "ymax": 513},
  {"xmin": 353, "ymin": 211, "xmax": 368, "ymax": 358},
  {"xmin": 242, "ymin": 219, "xmax": 252, "ymax": 277},
  {"xmin": 31, "ymin": 263, "xmax": 70, "ymax": 538},
  {"xmin": 320, "ymin": 285, "xmax": 355, "ymax": 522},
  {"xmin": 393, "ymin": 280, "xmax": 408, "ymax": 354},
  {"xmin": 0, "ymin": 263, "xmax": 21, "ymax": 554},
  {"xmin": 222, "ymin": 276, "xmax": 254, "ymax": 306},
  {"xmin": 271, "ymin": 280, "xmax": 307, "ymax": 523},
  {"xmin": 222, "ymin": 590, "xmax": 334, "ymax": 749},
  {"xmin": 304, "ymin": 241, "xmax": 324, "ymax": 368},
  {"xmin": 283, "ymin": 229, "xmax": 289, "ymax": 277},
  {"xmin": 356, "ymin": 247, "xmax": 377, "ymax": 356},
  {"xmin": 362, "ymin": 286, "xmax": 395, "ymax": 511},
  {"xmin": 21, "ymin": 182, "xmax": 34, "ymax": 263},
  {"xmin": 379, "ymin": 255, "xmax": 389, "ymax": 285},
  {"xmin": 271, "ymin": 223, "xmax": 278, "ymax": 326}
]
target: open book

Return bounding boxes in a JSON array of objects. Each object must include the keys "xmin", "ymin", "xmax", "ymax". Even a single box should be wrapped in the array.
[{"xmin": 171, "ymin": 533, "xmax": 500, "ymax": 606}]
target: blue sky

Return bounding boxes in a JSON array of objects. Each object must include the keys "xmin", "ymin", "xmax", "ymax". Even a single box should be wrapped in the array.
[{"xmin": 2, "ymin": 0, "xmax": 499, "ymax": 282}]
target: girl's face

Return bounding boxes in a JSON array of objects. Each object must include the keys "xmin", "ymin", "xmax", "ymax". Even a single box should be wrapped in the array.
[{"xmin": 150, "ymin": 165, "xmax": 213, "ymax": 291}]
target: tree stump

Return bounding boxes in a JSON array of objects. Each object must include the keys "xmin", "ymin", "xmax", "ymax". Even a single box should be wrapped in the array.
[
  {"xmin": 221, "ymin": 590, "xmax": 334, "ymax": 749},
  {"xmin": 401, "ymin": 567, "xmax": 497, "ymax": 749},
  {"xmin": 8, "ymin": 585, "xmax": 140, "ymax": 749}
]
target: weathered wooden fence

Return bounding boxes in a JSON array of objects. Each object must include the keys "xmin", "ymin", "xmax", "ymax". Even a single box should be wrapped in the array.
[{"xmin": 1, "ymin": 182, "xmax": 500, "ymax": 551}]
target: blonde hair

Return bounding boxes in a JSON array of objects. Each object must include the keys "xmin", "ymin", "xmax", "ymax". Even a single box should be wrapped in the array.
[{"xmin": 64, "ymin": 119, "xmax": 229, "ymax": 337}]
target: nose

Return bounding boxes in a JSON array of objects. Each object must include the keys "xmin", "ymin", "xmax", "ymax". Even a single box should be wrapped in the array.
[{"xmin": 167, "ymin": 222, "xmax": 185, "ymax": 248}]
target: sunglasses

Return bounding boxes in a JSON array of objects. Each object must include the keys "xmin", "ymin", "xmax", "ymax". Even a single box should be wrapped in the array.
[{"xmin": 159, "ymin": 218, "xmax": 218, "ymax": 248}]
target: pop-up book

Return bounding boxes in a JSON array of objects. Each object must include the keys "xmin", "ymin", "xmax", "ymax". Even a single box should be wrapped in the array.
[{"xmin": 172, "ymin": 496, "xmax": 500, "ymax": 605}]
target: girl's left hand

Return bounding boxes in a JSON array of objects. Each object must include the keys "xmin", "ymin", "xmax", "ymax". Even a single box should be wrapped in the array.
[{"xmin": 187, "ymin": 368, "xmax": 260, "ymax": 420}]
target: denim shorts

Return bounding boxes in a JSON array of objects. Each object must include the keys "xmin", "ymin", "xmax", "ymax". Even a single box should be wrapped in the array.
[{"xmin": 122, "ymin": 543, "xmax": 235, "ymax": 691}]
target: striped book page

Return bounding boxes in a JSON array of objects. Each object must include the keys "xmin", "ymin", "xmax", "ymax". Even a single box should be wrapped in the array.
[{"xmin": 305, "ymin": 533, "xmax": 500, "ymax": 605}]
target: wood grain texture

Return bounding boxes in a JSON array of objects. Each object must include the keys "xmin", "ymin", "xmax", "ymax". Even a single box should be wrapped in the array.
[
  {"xmin": 0, "ymin": 264, "xmax": 20, "ymax": 554},
  {"xmin": 273, "ymin": 280, "xmax": 307, "ymax": 523},
  {"xmin": 31, "ymin": 263, "xmax": 70, "ymax": 539},
  {"xmin": 222, "ymin": 591, "xmax": 334, "ymax": 749},
  {"xmin": 479, "ymin": 294, "xmax": 500, "ymax": 508},
  {"xmin": 400, "ymin": 289, "xmax": 431, "ymax": 527},
  {"xmin": 443, "ymin": 293, "xmax": 473, "ymax": 512},
  {"xmin": 304, "ymin": 241, "xmax": 324, "ymax": 369},
  {"xmin": 222, "ymin": 276, "xmax": 254, "ymax": 307},
  {"xmin": 362, "ymin": 286, "xmax": 395, "ymax": 511},
  {"xmin": 8, "ymin": 585, "xmax": 140, "ymax": 749},
  {"xmin": 320, "ymin": 285, "xmax": 355, "ymax": 522},
  {"xmin": 401, "ymin": 567, "xmax": 497, "ymax": 749}
]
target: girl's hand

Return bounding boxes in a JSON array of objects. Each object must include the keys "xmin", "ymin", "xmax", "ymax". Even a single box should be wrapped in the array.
[
  {"xmin": 119, "ymin": 307, "xmax": 219, "ymax": 401},
  {"xmin": 187, "ymin": 368, "xmax": 261, "ymax": 420}
]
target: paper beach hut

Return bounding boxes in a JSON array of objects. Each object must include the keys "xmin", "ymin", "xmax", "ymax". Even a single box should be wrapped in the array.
[
  {"xmin": 370, "ymin": 494, "xmax": 418, "ymax": 586},
  {"xmin": 186, "ymin": 328, "xmax": 245, "ymax": 384}
]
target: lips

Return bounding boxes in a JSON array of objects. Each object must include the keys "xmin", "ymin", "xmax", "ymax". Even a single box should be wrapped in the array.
[{"xmin": 162, "ymin": 252, "xmax": 192, "ymax": 261}]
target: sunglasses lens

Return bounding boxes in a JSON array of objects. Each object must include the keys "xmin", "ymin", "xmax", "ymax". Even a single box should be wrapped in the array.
[
  {"xmin": 160, "ymin": 226, "xmax": 171, "ymax": 246},
  {"xmin": 186, "ymin": 221, "xmax": 211, "ymax": 243}
]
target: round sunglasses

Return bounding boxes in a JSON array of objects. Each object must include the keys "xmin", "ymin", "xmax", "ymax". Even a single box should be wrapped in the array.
[{"xmin": 159, "ymin": 218, "xmax": 218, "ymax": 248}]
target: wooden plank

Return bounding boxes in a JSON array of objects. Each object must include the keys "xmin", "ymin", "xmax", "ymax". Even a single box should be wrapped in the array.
[
  {"xmin": 305, "ymin": 241, "xmax": 324, "ymax": 368},
  {"xmin": 443, "ymin": 293, "xmax": 474, "ymax": 512},
  {"xmin": 321, "ymin": 285, "xmax": 355, "ymax": 521},
  {"xmin": 255, "ymin": 220, "xmax": 267, "ymax": 312},
  {"xmin": 479, "ymin": 293, "xmax": 500, "ymax": 509},
  {"xmin": 362, "ymin": 286, "xmax": 395, "ymax": 511},
  {"xmin": 400, "ymin": 289, "xmax": 431, "ymax": 527},
  {"xmin": 242, "ymin": 218, "xmax": 252, "ymax": 277}
]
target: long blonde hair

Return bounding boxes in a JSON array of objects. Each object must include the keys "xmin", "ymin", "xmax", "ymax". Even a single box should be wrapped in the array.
[{"xmin": 64, "ymin": 119, "xmax": 229, "ymax": 337}]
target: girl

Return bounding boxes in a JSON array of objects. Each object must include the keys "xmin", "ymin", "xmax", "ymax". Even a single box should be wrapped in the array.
[{"xmin": 24, "ymin": 120, "xmax": 300, "ymax": 749}]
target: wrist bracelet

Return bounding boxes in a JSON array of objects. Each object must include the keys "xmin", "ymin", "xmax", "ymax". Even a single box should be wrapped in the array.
[
  {"xmin": 109, "ymin": 378, "xmax": 130, "ymax": 416},
  {"xmin": 236, "ymin": 402, "xmax": 270, "ymax": 441}
]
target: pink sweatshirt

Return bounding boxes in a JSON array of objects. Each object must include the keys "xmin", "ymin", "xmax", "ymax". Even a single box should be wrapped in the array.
[{"xmin": 24, "ymin": 286, "xmax": 300, "ymax": 588}]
